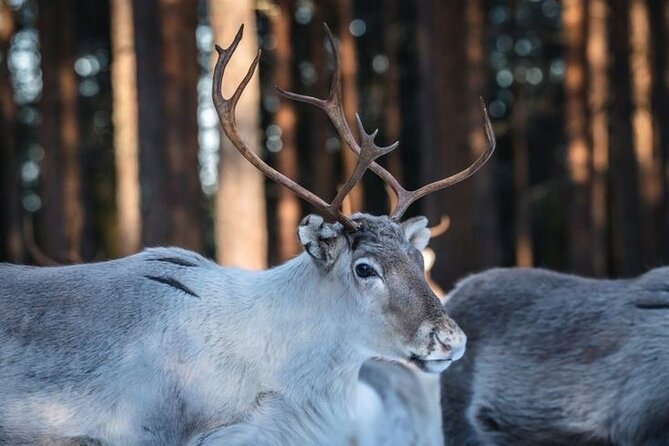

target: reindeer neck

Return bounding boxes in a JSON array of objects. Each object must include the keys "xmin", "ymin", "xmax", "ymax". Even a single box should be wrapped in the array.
[{"xmin": 251, "ymin": 253, "xmax": 365, "ymax": 408}]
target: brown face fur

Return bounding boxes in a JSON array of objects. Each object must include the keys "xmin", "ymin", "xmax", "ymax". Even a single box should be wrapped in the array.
[
  {"xmin": 344, "ymin": 214, "xmax": 466, "ymax": 371},
  {"xmin": 297, "ymin": 213, "xmax": 466, "ymax": 371}
]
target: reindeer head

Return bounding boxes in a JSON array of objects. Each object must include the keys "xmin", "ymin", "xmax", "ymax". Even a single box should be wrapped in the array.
[{"xmin": 212, "ymin": 24, "xmax": 496, "ymax": 373}]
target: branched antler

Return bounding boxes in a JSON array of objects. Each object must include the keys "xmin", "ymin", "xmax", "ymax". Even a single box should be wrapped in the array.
[
  {"xmin": 213, "ymin": 23, "xmax": 496, "ymax": 231},
  {"xmin": 213, "ymin": 25, "xmax": 398, "ymax": 230},
  {"xmin": 278, "ymin": 24, "xmax": 496, "ymax": 220}
]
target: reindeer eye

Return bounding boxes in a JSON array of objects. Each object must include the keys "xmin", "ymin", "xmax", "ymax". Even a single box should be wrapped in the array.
[{"xmin": 355, "ymin": 263, "xmax": 376, "ymax": 278}]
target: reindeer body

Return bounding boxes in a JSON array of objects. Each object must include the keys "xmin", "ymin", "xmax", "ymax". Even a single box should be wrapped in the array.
[
  {"xmin": 441, "ymin": 267, "xmax": 669, "ymax": 446},
  {"xmin": 0, "ymin": 214, "xmax": 464, "ymax": 445},
  {"xmin": 0, "ymin": 248, "xmax": 344, "ymax": 444}
]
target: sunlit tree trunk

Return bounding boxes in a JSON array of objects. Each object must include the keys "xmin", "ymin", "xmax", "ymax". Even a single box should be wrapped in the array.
[
  {"xmin": 272, "ymin": 0, "xmax": 300, "ymax": 261},
  {"xmin": 564, "ymin": 0, "xmax": 594, "ymax": 273},
  {"xmin": 38, "ymin": 0, "xmax": 84, "ymax": 263},
  {"xmin": 587, "ymin": 0, "xmax": 609, "ymax": 275},
  {"xmin": 0, "ymin": 3, "xmax": 23, "ymax": 262},
  {"xmin": 110, "ymin": 0, "xmax": 140, "ymax": 255},
  {"xmin": 609, "ymin": 0, "xmax": 643, "ymax": 275},
  {"xmin": 209, "ymin": 0, "xmax": 267, "ymax": 268}
]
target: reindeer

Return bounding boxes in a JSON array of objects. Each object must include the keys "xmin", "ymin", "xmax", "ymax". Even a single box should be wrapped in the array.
[
  {"xmin": 440, "ymin": 267, "xmax": 669, "ymax": 446},
  {"xmin": 346, "ymin": 217, "xmax": 452, "ymax": 446},
  {"xmin": 0, "ymin": 24, "xmax": 494, "ymax": 445}
]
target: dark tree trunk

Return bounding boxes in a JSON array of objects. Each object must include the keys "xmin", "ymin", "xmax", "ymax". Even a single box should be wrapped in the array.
[
  {"xmin": 158, "ymin": 0, "xmax": 203, "ymax": 252},
  {"xmin": 426, "ymin": 0, "xmax": 501, "ymax": 288},
  {"xmin": 335, "ymin": 0, "xmax": 364, "ymax": 212},
  {"xmin": 273, "ymin": 0, "xmax": 301, "ymax": 261},
  {"xmin": 564, "ymin": 0, "xmax": 595, "ymax": 274},
  {"xmin": 587, "ymin": 0, "xmax": 610, "ymax": 276},
  {"xmin": 38, "ymin": 0, "xmax": 85, "ymax": 263},
  {"xmin": 0, "ymin": 4, "xmax": 24, "ymax": 262},
  {"xmin": 628, "ymin": 0, "xmax": 663, "ymax": 268},
  {"xmin": 609, "ymin": 0, "xmax": 643, "ymax": 275},
  {"xmin": 131, "ymin": 0, "xmax": 203, "ymax": 251},
  {"xmin": 132, "ymin": 0, "xmax": 170, "ymax": 246},
  {"xmin": 648, "ymin": 0, "xmax": 669, "ymax": 261}
]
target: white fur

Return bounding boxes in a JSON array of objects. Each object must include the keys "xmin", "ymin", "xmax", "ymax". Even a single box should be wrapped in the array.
[{"xmin": 0, "ymin": 214, "xmax": 465, "ymax": 445}]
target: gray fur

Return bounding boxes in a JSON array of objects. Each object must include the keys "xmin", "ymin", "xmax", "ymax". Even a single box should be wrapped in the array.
[
  {"xmin": 348, "ymin": 359, "xmax": 443, "ymax": 446},
  {"xmin": 0, "ymin": 213, "xmax": 464, "ymax": 445},
  {"xmin": 440, "ymin": 267, "xmax": 669, "ymax": 446}
]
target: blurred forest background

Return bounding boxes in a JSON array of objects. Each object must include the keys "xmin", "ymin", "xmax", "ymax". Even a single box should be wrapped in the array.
[{"xmin": 1, "ymin": 0, "xmax": 668, "ymax": 290}]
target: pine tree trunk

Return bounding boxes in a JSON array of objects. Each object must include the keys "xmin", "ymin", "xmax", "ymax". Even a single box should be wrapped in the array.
[
  {"xmin": 587, "ymin": 0, "xmax": 610, "ymax": 275},
  {"xmin": 131, "ymin": 0, "xmax": 203, "ymax": 251},
  {"xmin": 648, "ymin": 0, "xmax": 669, "ymax": 259},
  {"xmin": 38, "ymin": 0, "xmax": 84, "ymax": 263},
  {"xmin": 629, "ymin": 0, "xmax": 663, "ymax": 267},
  {"xmin": 427, "ymin": 0, "xmax": 501, "ymax": 287},
  {"xmin": 564, "ymin": 0, "xmax": 594, "ymax": 273},
  {"xmin": 132, "ymin": 0, "xmax": 170, "ymax": 246},
  {"xmin": 110, "ymin": 0, "xmax": 141, "ymax": 255},
  {"xmin": 273, "ymin": 0, "xmax": 301, "ymax": 261},
  {"xmin": 309, "ymin": 7, "xmax": 336, "ymax": 203},
  {"xmin": 0, "ymin": 4, "xmax": 23, "ymax": 262},
  {"xmin": 335, "ymin": 0, "xmax": 364, "ymax": 212},
  {"xmin": 209, "ymin": 0, "xmax": 267, "ymax": 268},
  {"xmin": 609, "ymin": 0, "xmax": 643, "ymax": 275},
  {"xmin": 158, "ymin": 0, "xmax": 203, "ymax": 251}
]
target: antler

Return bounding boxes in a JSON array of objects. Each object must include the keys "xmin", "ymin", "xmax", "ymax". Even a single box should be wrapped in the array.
[
  {"xmin": 278, "ymin": 24, "xmax": 496, "ymax": 220},
  {"xmin": 213, "ymin": 25, "xmax": 399, "ymax": 231}
]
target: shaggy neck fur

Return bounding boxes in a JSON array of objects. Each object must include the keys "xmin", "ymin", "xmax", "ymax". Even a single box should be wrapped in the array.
[{"xmin": 181, "ymin": 251, "xmax": 367, "ymax": 443}]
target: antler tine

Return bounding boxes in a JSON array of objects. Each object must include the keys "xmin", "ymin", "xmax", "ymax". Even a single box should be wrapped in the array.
[
  {"xmin": 389, "ymin": 99, "xmax": 497, "ymax": 220},
  {"xmin": 328, "ymin": 114, "xmax": 399, "ymax": 211},
  {"xmin": 275, "ymin": 23, "xmax": 496, "ymax": 223},
  {"xmin": 277, "ymin": 23, "xmax": 404, "ymax": 214},
  {"xmin": 213, "ymin": 25, "xmax": 358, "ymax": 230}
]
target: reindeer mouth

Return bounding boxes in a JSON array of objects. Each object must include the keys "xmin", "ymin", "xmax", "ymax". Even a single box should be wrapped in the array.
[{"xmin": 408, "ymin": 353, "xmax": 453, "ymax": 374}]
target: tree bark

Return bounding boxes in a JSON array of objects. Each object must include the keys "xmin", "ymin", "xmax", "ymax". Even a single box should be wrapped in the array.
[
  {"xmin": 587, "ymin": 0, "xmax": 610, "ymax": 275},
  {"xmin": 0, "ymin": 3, "xmax": 23, "ymax": 262},
  {"xmin": 110, "ymin": 0, "xmax": 141, "ymax": 255},
  {"xmin": 564, "ymin": 0, "xmax": 594, "ymax": 273},
  {"xmin": 609, "ymin": 0, "xmax": 643, "ymax": 275},
  {"xmin": 38, "ymin": 0, "xmax": 85, "ymax": 263},
  {"xmin": 272, "ymin": 0, "xmax": 301, "ymax": 262},
  {"xmin": 158, "ymin": 0, "xmax": 203, "ymax": 251},
  {"xmin": 629, "ymin": 0, "xmax": 663, "ymax": 267},
  {"xmin": 648, "ymin": 0, "xmax": 669, "ymax": 259},
  {"xmin": 427, "ymin": 0, "xmax": 501, "ymax": 287},
  {"xmin": 334, "ymin": 0, "xmax": 364, "ymax": 212},
  {"xmin": 132, "ymin": 0, "xmax": 170, "ymax": 246},
  {"xmin": 209, "ymin": 0, "xmax": 267, "ymax": 268},
  {"xmin": 309, "ymin": 6, "xmax": 336, "ymax": 203},
  {"xmin": 131, "ymin": 0, "xmax": 203, "ymax": 251}
]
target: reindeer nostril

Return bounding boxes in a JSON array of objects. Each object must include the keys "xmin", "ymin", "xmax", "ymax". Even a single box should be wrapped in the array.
[{"xmin": 434, "ymin": 333, "xmax": 452, "ymax": 352}]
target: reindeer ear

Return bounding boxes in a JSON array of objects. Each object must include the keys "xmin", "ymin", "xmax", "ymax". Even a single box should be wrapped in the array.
[
  {"xmin": 297, "ymin": 214, "xmax": 344, "ymax": 270},
  {"xmin": 401, "ymin": 216, "xmax": 430, "ymax": 251}
]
